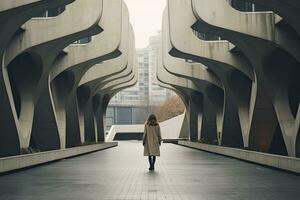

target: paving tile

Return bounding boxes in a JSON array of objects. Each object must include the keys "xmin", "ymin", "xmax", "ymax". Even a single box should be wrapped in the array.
[{"xmin": 0, "ymin": 141, "xmax": 299, "ymax": 200}]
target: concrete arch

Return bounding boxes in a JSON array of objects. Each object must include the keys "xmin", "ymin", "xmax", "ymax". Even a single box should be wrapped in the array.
[
  {"xmin": 166, "ymin": 0, "xmax": 252, "ymax": 147},
  {"xmin": 6, "ymin": 52, "xmax": 47, "ymax": 150},
  {"xmin": 261, "ymin": 48, "xmax": 300, "ymax": 156},
  {"xmin": 157, "ymin": 42, "xmax": 208, "ymax": 142},
  {"xmin": 190, "ymin": 0, "xmax": 300, "ymax": 156},
  {"xmin": 4, "ymin": 0, "xmax": 103, "ymax": 66},
  {"xmin": 77, "ymin": 26, "xmax": 135, "ymax": 143},
  {"xmin": 14, "ymin": 0, "xmax": 102, "ymax": 150},
  {"xmin": 93, "ymin": 54, "xmax": 138, "ymax": 142},
  {"xmin": 0, "ymin": 0, "xmax": 103, "ymax": 154},
  {"xmin": 50, "ymin": 0, "xmax": 126, "ymax": 147},
  {"xmin": 0, "ymin": 0, "xmax": 74, "ymax": 157},
  {"xmin": 162, "ymin": 9, "xmax": 225, "ymax": 144},
  {"xmin": 50, "ymin": 0, "xmax": 125, "ymax": 79},
  {"xmin": 158, "ymin": 83, "xmax": 191, "ymax": 139}
]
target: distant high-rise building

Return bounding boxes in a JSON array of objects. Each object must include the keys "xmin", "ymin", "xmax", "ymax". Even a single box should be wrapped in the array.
[
  {"xmin": 148, "ymin": 32, "xmax": 174, "ymax": 107},
  {"xmin": 109, "ymin": 32, "xmax": 174, "ymax": 108},
  {"xmin": 106, "ymin": 32, "xmax": 174, "ymax": 129},
  {"xmin": 137, "ymin": 47, "xmax": 150, "ymax": 106},
  {"xmin": 109, "ymin": 47, "xmax": 149, "ymax": 107}
]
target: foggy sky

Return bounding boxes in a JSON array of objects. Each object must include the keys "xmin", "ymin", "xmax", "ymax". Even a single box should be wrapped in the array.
[{"xmin": 124, "ymin": 0, "xmax": 166, "ymax": 49}]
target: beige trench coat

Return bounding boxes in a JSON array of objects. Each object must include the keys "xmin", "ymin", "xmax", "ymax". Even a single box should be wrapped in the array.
[{"xmin": 143, "ymin": 124, "xmax": 162, "ymax": 156}]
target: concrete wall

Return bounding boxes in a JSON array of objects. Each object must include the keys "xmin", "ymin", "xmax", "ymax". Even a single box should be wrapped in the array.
[
  {"xmin": 0, "ymin": 142, "xmax": 117, "ymax": 174},
  {"xmin": 106, "ymin": 113, "xmax": 186, "ymax": 141},
  {"xmin": 178, "ymin": 141, "xmax": 300, "ymax": 174}
]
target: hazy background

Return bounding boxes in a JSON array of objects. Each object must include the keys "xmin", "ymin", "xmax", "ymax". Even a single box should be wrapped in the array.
[{"xmin": 124, "ymin": 0, "xmax": 166, "ymax": 48}]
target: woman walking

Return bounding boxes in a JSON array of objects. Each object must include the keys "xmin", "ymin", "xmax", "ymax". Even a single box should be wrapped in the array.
[{"xmin": 143, "ymin": 114, "xmax": 162, "ymax": 171}]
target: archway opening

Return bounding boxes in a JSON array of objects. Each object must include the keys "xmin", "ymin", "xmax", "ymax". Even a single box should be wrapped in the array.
[
  {"xmin": 257, "ymin": 47, "xmax": 300, "ymax": 155},
  {"xmin": 7, "ymin": 52, "xmax": 51, "ymax": 152},
  {"xmin": 106, "ymin": 86, "xmax": 186, "ymax": 141}
]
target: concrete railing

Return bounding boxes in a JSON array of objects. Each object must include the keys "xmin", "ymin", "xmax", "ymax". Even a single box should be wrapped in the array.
[
  {"xmin": 179, "ymin": 141, "xmax": 300, "ymax": 174},
  {"xmin": 0, "ymin": 142, "xmax": 117, "ymax": 174}
]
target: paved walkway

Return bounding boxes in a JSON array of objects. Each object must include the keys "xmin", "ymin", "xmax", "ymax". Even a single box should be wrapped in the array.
[{"xmin": 0, "ymin": 141, "xmax": 299, "ymax": 200}]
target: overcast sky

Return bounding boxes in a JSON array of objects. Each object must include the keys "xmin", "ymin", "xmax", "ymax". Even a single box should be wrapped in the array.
[{"xmin": 124, "ymin": 0, "xmax": 166, "ymax": 49}]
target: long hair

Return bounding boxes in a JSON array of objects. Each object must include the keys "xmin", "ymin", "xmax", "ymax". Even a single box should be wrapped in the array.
[{"xmin": 146, "ymin": 114, "xmax": 158, "ymax": 126}]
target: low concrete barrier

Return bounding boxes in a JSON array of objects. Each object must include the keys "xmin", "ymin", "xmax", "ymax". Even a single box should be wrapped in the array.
[
  {"xmin": 178, "ymin": 141, "xmax": 300, "ymax": 174},
  {"xmin": 0, "ymin": 142, "xmax": 118, "ymax": 173},
  {"xmin": 106, "ymin": 113, "xmax": 186, "ymax": 142}
]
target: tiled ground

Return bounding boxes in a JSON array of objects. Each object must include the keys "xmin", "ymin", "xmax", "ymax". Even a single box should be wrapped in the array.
[{"xmin": 0, "ymin": 141, "xmax": 299, "ymax": 200}]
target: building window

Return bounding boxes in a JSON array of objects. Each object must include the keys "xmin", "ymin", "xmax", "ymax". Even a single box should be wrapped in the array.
[
  {"xmin": 35, "ymin": 6, "xmax": 66, "ymax": 17},
  {"xmin": 73, "ymin": 36, "xmax": 92, "ymax": 44}
]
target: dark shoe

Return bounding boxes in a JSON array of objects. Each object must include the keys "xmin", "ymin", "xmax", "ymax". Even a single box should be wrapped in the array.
[
  {"xmin": 150, "ymin": 164, "xmax": 155, "ymax": 171},
  {"xmin": 149, "ymin": 164, "xmax": 154, "ymax": 171}
]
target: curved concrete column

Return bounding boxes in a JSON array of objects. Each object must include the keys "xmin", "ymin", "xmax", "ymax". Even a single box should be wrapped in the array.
[
  {"xmin": 49, "ymin": 0, "xmax": 125, "ymax": 147},
  {"xmin": 157, "ymin": 35, "xmax": 207, "ymax": 142},
  {"xmin": 162, "ymin": 9, "xmax": 224, "ymax": 144},
  {"xmin": 92, "ymin": 44, "xmax": 137, "ymax": 142},
  {"xmin": 5, "ymin": 0, "xmax": 103, "ymax": 65},
  {"xmin": 77, "ymin": 25, "xmax": 134, "ymax": 142},
  {"xmin": 93, "ymin": 70, "xmax": 138, "ymax": 142},
  {"xmin": 0, "ymin": 0, "xmax": 76, "ymax": 157},
  {"xmin": 167, "ymin": 0, "xmax": 253, "ymax": 147},
  {"xmin": 192, "ymin": 0, "xmax": 300, "ymax": 156},
  {"xmin": 2, "ymin": 0, "xmax": 103, "ymax": 153}
]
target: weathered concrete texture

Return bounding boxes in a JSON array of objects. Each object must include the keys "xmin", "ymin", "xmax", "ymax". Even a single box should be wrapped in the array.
[
  {"xmin": 77, "ymin": 22, "xmax": 137, "ymax": 143},
  {"xmin": 49, "ymin": 0, "xmax": 124, "ymax": 148},
  {"xmin": 1, "ymin": 0, "xmax": 103, "ymax": 154},
  {"xmin": 0, "ymin": 142, "xmax": 117, "ymax": 174},
  {"xmin": 0, "ymin": 0, "xmax": 136, "ymax": 157},
  {"xmin": 0, "ymin": 141, "xmax": 299, "ymax": 200},
  {"xmin": 0, "ymin": 0, "xmax": 74, "ymax": 157},
  {"xmin": 240, "ymin": 0, "xmax": 300, "ymax": 36},
  {"xmin": 160, "ymin": 0, "xmax": 300, "ymax": 158},
  {"xmin": 191, "ymin": 0, "xmax": 300, "ymax": 157},
  {"xmin": 162, "ymin": 8, "xmax": 225, "ymax": 145},
  {"xmin": 179, "ymin": 140, "xmax": 300, "ymax": 174},
  {"xmin": 167, "ymin": 0, "xmax": 253, "ymax": 148}
]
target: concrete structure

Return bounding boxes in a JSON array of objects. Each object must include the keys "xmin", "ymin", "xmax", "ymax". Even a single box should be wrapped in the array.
[
  {"xmin": 179, "ymin": 140, "xmax": 300, "ymax": 174},
  {"xmin": 0, "ymin": 0, "xmax": 299, "ymax": 179},
  {"xmin": 106, "ymin": 113, "xmax": 186, "ymax": 141},
  {"xmin": 157, "ymin": 0, "xmax": 300, "ymax": 158},
  {"xmin": 0, "ymin": 142, "xmax": 117, "ymax": 174},
  {"xmin": 0, "ymin": 0, "xmax": 137, "ymax": 157}
]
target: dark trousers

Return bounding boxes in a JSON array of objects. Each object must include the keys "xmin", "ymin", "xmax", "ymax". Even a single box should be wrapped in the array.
[{"xmin": 148, "ymin": 156, "xmax": 156, "ymax": 168}]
